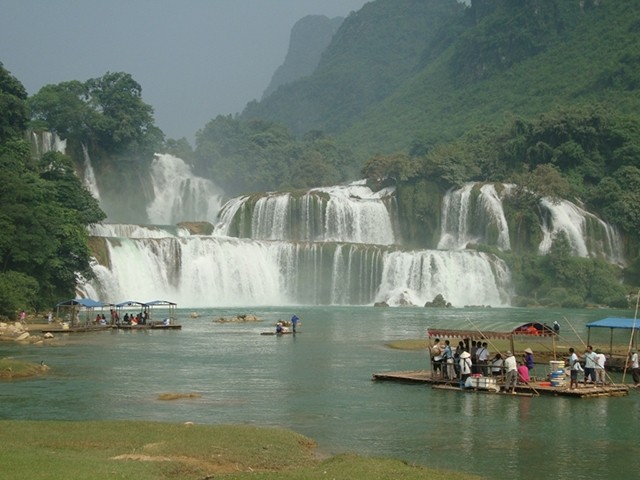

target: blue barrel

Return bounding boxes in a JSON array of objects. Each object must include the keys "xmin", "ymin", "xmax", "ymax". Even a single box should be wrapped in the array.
[{"xmin": 550, "ymin": 369, "xmax": 565, "ymax": 386}]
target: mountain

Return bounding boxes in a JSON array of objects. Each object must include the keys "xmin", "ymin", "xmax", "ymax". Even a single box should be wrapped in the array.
[
  {"xmin": 241, "ymin": 0, "xmax": 640, "ymax": 161},
  {"xmin": 261, "ymin": 15, "xmax": 344, "ymax": 100},
  {"xmin": 242, "ymin": 0, "xmax": 464, "ymax": 142}
]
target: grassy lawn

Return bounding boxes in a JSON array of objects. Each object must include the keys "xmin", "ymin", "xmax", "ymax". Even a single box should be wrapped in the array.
[{"xmin": 0, "ymin": 420, "xmax": 483, "ymax": 480}]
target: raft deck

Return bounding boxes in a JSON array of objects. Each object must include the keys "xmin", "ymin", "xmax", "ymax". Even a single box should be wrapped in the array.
[
  {"xmin": 372, "ymin": 370, "xmax": 630, "ymax": 398},
  {"xmin": 112, "ymin": 323, "xmax": 182, "ymax": 330}
]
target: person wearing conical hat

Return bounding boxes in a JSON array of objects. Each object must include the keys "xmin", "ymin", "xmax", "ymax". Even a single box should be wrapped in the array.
[
  {"xmin": 459, "ymin": 351, "xmax": 472, "ymax": 385},
  {"xmin": 523, "ymin": 347, "xmax": 534, "ymax": 372}
]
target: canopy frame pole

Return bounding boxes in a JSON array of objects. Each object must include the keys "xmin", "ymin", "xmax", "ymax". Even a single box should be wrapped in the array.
[{"xmin": 622, "ymin": 291, "xmax": 640, "ymax": 384}]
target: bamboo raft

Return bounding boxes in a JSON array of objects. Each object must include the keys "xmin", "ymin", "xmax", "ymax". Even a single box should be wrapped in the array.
[
  {"xmin": 41, "ymin": 323, "xmax": 181, "ymax": 333},
  {"xmin": 372, "ymin": 370, "xmax": 631, "ymax": 398}
]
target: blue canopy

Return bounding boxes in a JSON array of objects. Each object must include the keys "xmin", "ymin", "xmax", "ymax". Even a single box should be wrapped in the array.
[
  {"xmin": 115, "ymin": 300, "xmax": 148, "ymax": 308},
  {"xmin": 145, "ymin": 300, "xmax": 177, "ymax": 306},
  {"xmin": 586, "ymin": 318, "xmax": 640, "ymax": 330},
  {"xmin": 56, "ymin": 298, "xmax": 104, "ymax": 308}
]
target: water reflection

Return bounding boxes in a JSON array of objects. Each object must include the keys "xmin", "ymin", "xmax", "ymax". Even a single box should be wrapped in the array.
[{"xmin": 1, "ymin": 306, "xmax": 639, "ymax": 479}]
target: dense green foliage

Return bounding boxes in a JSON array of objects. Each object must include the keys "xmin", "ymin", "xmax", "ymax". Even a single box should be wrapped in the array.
[
  {"xmin": 0, "ymin": 65, "xmax": 107, "ymax": 318},
  {"xmin": 194, "ymin": 116, "xmax": 356, "ymax": 194},
  {"xmin": 0, "ymin": 61, "xmax": 28, "ymax": 142},
  {"xmin": 27, "ymin": 71, "xmax": 167, "ymax": 223},
  {"xmin": 29, "ymin": 71, "xmax": 163, "ymax": 157}
]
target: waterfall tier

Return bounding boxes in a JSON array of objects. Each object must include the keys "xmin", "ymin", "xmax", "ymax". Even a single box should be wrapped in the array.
[
  {"xmin": 215, "ymin": 181, "xmax": 397, "ymax": 245},
  {"xmin": 87, "ymin": 230, "xmax": 512, "ymax": 308},
  {"xmin": 438, "ymin": 183, "xmax": 624, "ymax": 264},
  {"xmin": 147, "ymin": 153, "xmax": 225, "ymax": 225}
]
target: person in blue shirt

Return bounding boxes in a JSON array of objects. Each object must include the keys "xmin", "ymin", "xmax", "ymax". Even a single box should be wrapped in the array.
[{"xmin": 291, "ymin": 314, "xmax": 299, "ymax": 333}]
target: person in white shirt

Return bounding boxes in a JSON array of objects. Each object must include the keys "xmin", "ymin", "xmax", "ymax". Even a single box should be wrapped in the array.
[
  {"xmin": 503, "ymin": 351, "xmax": 518, "ymax": 393},
  {"xmin": 476, "ymin": 342, "xmax": 490, "ymax": 376},
  {"xmin": 594, "ymin": 348, "xmax": 606, "ymax": 386},
  {"xmin": 583, "ymin": 345, "xmax": 597, "ymax": 385},
  {"xmin": 569, "ymin": 347, "xmax": 582, "ymax": 390},
  {"xmin": 628, "ymin": 349, "xmax": 640, "ymax": 387}
]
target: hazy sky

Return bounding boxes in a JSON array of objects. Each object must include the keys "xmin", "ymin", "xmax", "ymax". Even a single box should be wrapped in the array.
[{"xmin": 1, "ymin": 0, "xmax": 369, "ymax": 142}]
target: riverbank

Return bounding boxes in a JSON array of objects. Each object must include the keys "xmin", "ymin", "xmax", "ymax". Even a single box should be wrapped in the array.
[{"xmin": 0, "ymin": 420, "xmax": 482, "ymax": 480}]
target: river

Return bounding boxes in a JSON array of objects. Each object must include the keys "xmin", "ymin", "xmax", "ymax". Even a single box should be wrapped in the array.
[{"xmin": 1, "ymin": 306, "xmax": 638, "ymax": 479}]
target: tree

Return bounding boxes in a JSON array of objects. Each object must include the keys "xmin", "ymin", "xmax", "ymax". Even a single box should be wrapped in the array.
[
  {"xmin": 29, "ymin": 71, "xmax": 162, "ymax": 157},
  {"xmin": 0, "ymin": 62, "xmax": 28, "ymax": 142},
  {"xmin": 28, "ymin": 80, "xmax": 95, "ymax": 143},
  {"xmin": 85, "ymin": 72, "xmax": 160, "ymax": 153},
  {"xmin": 0, "ymin": 70, "xmax": 107, "ymax": 316}
]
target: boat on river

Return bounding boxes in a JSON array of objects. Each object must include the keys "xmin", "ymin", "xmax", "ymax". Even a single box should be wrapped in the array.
[
  {"xmin": 373, "ymin": 320, "xmax": 630, "ymax": 398},
  {"xmin": 45, "ymin": 298, "xmax": 181, "ymax": 332},
  {"xmin": 372, "ymin": 369, "xmax": 629, "ymax": 398},
  {"xmin": 112, "ymin": 300, "xmax": 181, "ymax": 330}
]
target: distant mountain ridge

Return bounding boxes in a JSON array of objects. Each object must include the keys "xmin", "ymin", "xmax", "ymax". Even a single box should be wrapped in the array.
[
  {"xmin": 262, "ymin": 15, "xmax": 344, "ymax": 100},
  {"xmin": 242, "ymin": 0, "xmax": 640, "ymax": 161}
]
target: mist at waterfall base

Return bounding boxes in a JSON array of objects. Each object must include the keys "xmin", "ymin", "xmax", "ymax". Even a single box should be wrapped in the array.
[
  {"xmin": 83, "ymin": 153, "xmax": 623, "ymax": 309},
  {"xmin": 3, "ymin": 306, "xmax": 639, "ymax": 480}
]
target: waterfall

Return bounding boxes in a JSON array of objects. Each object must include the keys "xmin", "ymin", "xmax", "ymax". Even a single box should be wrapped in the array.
[
  {"xmin": 146, "ymin": 153, "xmax": 225, "ymax": 224},
  {"xmin": 89, "ymin": 223, "xmax": 189, "ymax": 239},
  {"xmin": 81, "ymin": 143, "xmax": 101, "ymax": 200},
  {"xmin": 252, "ymin": 193, "xmax": 292, "ymax": 240},
  {"xmin": 214, "ymin": 181, "xmax": 396, "ymax": 245},
  {"xmin": 438, "ymin": 183, "xmax": 510, "ymax": 250},
  {"xmin": 31, "ymin": 131, "xmax": 67, "ymax": 157},
  {"xmin": 437, "ymin": 182, "xmax": 624, "ymax": 264},
  {"xmin": 86, "ymin": 227, "xmax": 510, "ymax": 307},
  {"xmin": 85, "ymin": 173, "xmax": 626, "ymax": 307},
  {"xmin": 375, "ymin": 250, "xmax": 512, "ymax": 307},
  {"xmin": 538, "ymin": 199, "xmax": 625, "ymax": 264}
]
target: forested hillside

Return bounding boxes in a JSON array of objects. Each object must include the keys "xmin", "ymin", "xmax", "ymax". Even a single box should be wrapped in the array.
[
  {"xmin": 242, "ymin": 0, "xmax": 640, "ymax": 160},
  {"xmin": 261, "ymin": 15, "xmax": 344, "ymax": 99}
]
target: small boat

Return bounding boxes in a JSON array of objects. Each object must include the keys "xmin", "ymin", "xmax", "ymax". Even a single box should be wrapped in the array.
[{"xmin": 260, "ymin": 331, "xmax": 299, "ymax": 336}]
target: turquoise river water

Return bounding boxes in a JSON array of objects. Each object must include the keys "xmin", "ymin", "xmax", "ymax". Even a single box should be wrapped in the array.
[{"xmin": 1, "ymin": 306, "xmax": 639, "ymax": 479}]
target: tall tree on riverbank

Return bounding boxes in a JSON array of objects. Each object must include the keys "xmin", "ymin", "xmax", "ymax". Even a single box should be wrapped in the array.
[{"xmin": 0, "ymin": 63, "xmax": 106, "ymax": 318}]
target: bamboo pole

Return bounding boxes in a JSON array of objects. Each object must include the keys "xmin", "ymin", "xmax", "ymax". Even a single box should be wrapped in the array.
[
  {"xmin": 465, "ymin": 316, "xmax": 539, "ymax": 396},
  {"xmin": 621, "ymin": 291, "xmax": 640, "ymax": 384}
]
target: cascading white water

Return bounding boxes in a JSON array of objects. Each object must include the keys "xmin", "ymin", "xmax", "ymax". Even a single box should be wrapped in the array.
[
  {"xmin": 89, "ymin": 223, "xmax": 189, "ymax": 239},
  {"xmin": 438, "ymin": 183, "xmax": 510, "ymax": 250},
  {"xmin": 375, "ymin": 249, "xmax": 512, "ymax": 307},
  {"xmin": 437, "ymin": 182, "xmax": 624, "ymax": 264},
  {"xmin": 31, "ymin": 131, "xmax": 67, "ymax": 157},
  {"xmin": 146, "ymin": 153, "xmax": 225, "ymax": 224},
  {"xmin": 81, "ymin": 143, "xmax": 101, "ymax": 200},
  {"xmin": 213, "ymin": 181, "xmax": 396, "ymax": 244},
  {"xmin": 538, "ymin": 199, "xmax": 625, "ymax": 264},
  {"xmin": 87, "ymin": 226, "xmax": 511, "ymax": 308},
  {"xmin": 319, "ymin": 183, "xmax": 396, "ymax": 244},
  {"xmin": 86, "ymin": 172, "xmax": 630, "ymax": 307},
  {"xmin": 252, "ymin": 193, "xmax": 292, "ymax": 240}
]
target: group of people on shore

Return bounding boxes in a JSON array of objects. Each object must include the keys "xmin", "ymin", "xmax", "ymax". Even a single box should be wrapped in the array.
[{"xmin": 430, "ymin": 338, "xmax": 534, "ymax": 392}]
